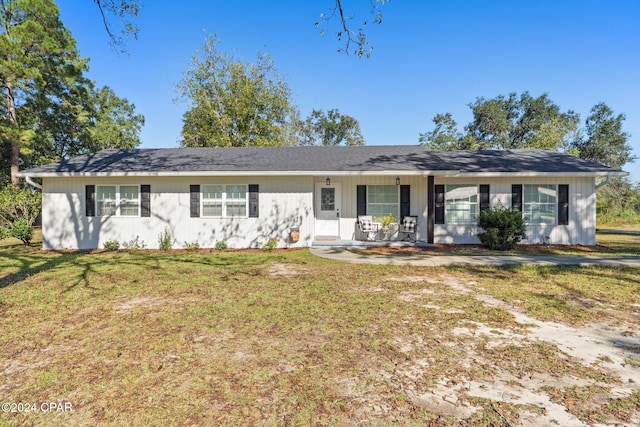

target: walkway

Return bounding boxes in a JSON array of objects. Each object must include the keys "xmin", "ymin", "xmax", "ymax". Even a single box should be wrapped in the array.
[{"xmin": 310, "ymin": 246, "xmax": 640, "ymax": 267}]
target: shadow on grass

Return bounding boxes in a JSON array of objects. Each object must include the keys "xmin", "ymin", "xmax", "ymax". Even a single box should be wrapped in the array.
[{"xmin": 0, "ymin": 245, "xmax": 293, "ymax": 291}]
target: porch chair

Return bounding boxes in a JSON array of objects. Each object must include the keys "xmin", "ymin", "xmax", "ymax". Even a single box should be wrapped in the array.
[
  {"xmin": 399, "ymin": 216, "xmax": 417, "ymax": 242},
  {"xmin": 357, "ymin": 215, "xmax": 379, "ymax": 241}
]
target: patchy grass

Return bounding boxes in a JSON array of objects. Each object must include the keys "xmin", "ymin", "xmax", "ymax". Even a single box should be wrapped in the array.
[
  {"xmin": 348, "ymin": 231, "xmax": 640, "ymax": 257},
  {"xmin": 0, "ymin": 242, "xmax": 639, "ymax": 425}
]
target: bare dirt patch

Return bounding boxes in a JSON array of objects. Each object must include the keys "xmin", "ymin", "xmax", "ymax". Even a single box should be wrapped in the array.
[
  {"xmin": 267, "ymin": 262, "xmax": 301, "ymax": 276},
  {"xmin": 112, "ymin": 296, "xmax": 167, "ymax": 313},
  {"xmin": 390, "ymin": 273, "xmax": 640, "ymax": 426}
]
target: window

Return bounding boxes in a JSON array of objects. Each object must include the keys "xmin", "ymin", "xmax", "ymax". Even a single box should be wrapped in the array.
[
  {"xmin": 202, "ymin": 184, "xmax": 248, "ymax": 217},
  {"xmin": 524, "ymin": 184, "xmax": 556, "ymax": 224},
  {"xmin": 96, "ymin": 185, "xmax": 140, "ymax": 216},
  {"xmin": 367, "ymin": 185, "xmax": 399, "ymax": 219},
  {"xmin": 120, "ymin": 186, "xmax": 140, "ymax": 216},
  {"xmin": 445, "ymin": 185, "xmax": 478, "ymax": 224},
  {"xmin": 320, "ymin": 187, "xmax": 335, "ymax": 211}
]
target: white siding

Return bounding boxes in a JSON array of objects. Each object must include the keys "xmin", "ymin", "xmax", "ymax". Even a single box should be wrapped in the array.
[
  {"xmin": 41, "ymin": 174, "xmax": 598, "ymax": 249},
  {"xmin": 434, "ymin": 176, "xmax": 597, "ymax": 245},
  {"xmin": 42, "ymin": 176, "xmax": 314, "ymax": 250}
]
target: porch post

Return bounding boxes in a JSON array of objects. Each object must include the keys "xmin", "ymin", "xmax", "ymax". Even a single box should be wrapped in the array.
[{"xmin": 427, "ymin": 176, "xmax": 434, "ymax": 244}]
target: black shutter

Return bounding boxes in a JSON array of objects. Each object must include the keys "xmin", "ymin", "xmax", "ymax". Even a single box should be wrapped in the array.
[
  {"xmin": 427, "ymin": 176, "xmax": 434, "ymax": 244},
  {"xmin": 435, "ymin": 184, "xmax": 445, "ymax": 224},
  {"xmin": 400, "ymin": 185, "xmax": 410, "ymax": 221},
  {"xmin": 558, "ymin": 184, "xmax": 569, "ymax": 225},
  {"xmin": 248, "ymin": 184, "xmax": 259, "ymax": 218},
  {"xmin": 190, "ymin": 185, "xmax": 200, "ymax": 218},
  {"xmin": 141, "ymin": 185, "xmax": 151, "ymax": 217},
  {"xmin": 356, "ymin": 185, "xmax": 367, "ymax": 216},
  {"xmin": 86, "ymin": 185, "xmax": 95, "ymax": 217},
  {"xmin": 512, "ymin": 184, "xmax": 523, "ymax": 212},
  {"xmin": 479, "ymin": 185, "xmax": 490, "ymax": 212}
]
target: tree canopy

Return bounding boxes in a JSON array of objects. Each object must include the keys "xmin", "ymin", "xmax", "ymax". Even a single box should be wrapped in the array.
[
  {"xmin": 573, "ymin": 103, "xmax": 634, "ymax": 170},
  {"xmin": 177, "ymin": 36, "xmax": 299, "ymax": 148},
  {"xmin": 301, "ymin": 109, "xmax": 364, "ymax": 146},
  {"xmin": 178, "ymin": 36, "xmax": 365, "ymax": 148},
  {"xmin": 0, "ymin": 0, "xmax": 144, "ymax": 187},
  {"xmin": 419, "ymin": 92, "xmax": 634, "ymax": 170},
  {"xmin": 420, "ymin": 92, "xmax": 580, "ymax": 153}
]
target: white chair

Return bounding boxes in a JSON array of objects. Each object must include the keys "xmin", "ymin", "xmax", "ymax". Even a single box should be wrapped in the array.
[
  {"xmin": 357, "ymin": 215, "xmax": 379, "ymax": 241},
  {"xmin": 399, "ymin": 216, "xmax": 417, "ymax": 241}
]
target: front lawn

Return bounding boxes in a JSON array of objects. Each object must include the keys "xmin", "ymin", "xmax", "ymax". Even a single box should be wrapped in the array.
[{"xmin": 1, "ymin": 241, "xmax": 639, "ymax": 425}]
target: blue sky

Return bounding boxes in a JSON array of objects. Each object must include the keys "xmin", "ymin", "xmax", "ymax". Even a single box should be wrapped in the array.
[{"xmin": 56, "ymin": 0, "xmax": 640, "ymax": 182}]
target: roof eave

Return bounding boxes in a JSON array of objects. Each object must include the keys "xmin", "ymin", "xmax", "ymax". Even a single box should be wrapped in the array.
[{"xmin": 16, "ymin": 170, "xmax": 628, "ymax": 178}]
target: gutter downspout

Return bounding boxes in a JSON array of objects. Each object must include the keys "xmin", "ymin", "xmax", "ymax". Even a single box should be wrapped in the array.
[{"xmin": 25, "ymin": 175, "xmax": 43, "ymax": 190}]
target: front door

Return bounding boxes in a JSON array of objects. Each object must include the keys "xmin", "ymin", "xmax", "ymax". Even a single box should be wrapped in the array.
[{"xmin": 315, "ymin": 183, "xmax": 341, "ymax": 237}]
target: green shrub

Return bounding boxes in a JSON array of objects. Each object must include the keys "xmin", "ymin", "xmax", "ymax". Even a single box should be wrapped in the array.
[
  {"xmin": 262, "ymin": 237, "xmax": 279, "ymax": 252},
  {"xmin": 6, "ymin": 218, "xmax": 33, "ymax": 245},
  {"xmin": 184, "ymin": 241, "xmax": 200, "ymax": 251},
  {"xmin": 122, "ymin": 236, "xmax": 146, "ymax": 251},
  {"xmin": 103, "ymin": 240, "xmax": 120, "ymax": 251},
  {"xmin": 214, "ymin": 240, "xmax": 228, "ymax": 251},
  {"xmin": 477, "ymin": 206, "xmax": 527, "ymax": 250},
  {"xmin": 0, "ymin": 185, "xmax": 41, "ymax": 245},
  {"xmin": 158, "ymin": 227, "xmax": 173, "ymax": 251}
]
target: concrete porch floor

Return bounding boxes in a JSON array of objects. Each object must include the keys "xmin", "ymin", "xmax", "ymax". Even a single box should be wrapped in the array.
[{"xmin": 311, "ymin": 236, "xmax": 431, "ymax": 248}]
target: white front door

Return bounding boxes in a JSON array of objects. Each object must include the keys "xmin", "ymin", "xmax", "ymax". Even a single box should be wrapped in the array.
[{"xmin": 315, "ymin": 183, "xmax": 341, "ymax": 236}]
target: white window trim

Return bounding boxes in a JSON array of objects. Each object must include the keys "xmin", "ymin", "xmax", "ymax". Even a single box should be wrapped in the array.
[
  {"xmin": 524, "ymin": 184, "xmax": 557, "ymax": 225},
  {"xmin": 96, "ymin": 184, "xmax": 140, "ymax": 217},
  {"xmin": 445, "ymin": 184, "xmax": 479, "ymax": 224},
  {"xmin": 201, "ymin": 184, "xmax": 249, "ymax": 218}
]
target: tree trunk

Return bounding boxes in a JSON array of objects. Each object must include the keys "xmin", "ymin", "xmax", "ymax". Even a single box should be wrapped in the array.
[{"xmin": 6, "ymin": 81, "xmax": 20, "ymax": 189}]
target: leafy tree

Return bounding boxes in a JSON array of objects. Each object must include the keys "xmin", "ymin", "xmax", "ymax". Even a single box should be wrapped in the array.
[
  {"xmin": 0, "ymin": 184, "xmax": 41, "ymax": 244},
  {"xmin": 87, "ymin": 85, "xmax": 145, "ymax": 151},
  {"xmin": 573, "ymin": 102, "xmax": 634, "ymax": 170},
  {"xmin": 0, "ymin": 0, "xmax": 144, "ymax": 187},
  {"xmin": 301, "ymin": 109, "xmax": 365, "ymax": 146},
  {"xmin": 178, "ymin": 36, "xmax": 299, "ymax": 148},
  {"xmin": 464, "ymin": 92, "xmax": 579, "ymax": 151},
  {"xmin": 1, "ymin": 0, "xmax": 86, "ymax": 187},
  {"xmin": 419, "ymin": 113, "xmax": 476, "ymax": 150},
  {"xmin": 596, "ymin": 177, "xmax": 640, "ymax": 224}
]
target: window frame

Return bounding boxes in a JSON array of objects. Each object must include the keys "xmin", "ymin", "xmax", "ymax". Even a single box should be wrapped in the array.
[
  {"xmin": 201, "ymin": 184, "xmax": 249, "ymax": 218},
  {"xmin": 444, "ymin": 184, "xmax": 479, "ymax": 224},
  {"xmin": 523, "ymin": 184, "xmax": 557, "ymax": 225},
  {"xmin": 96, "ymin": 184, "xmax": 141, "ymax": 217}
]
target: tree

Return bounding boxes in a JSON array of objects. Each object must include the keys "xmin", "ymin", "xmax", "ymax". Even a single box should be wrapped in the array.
[
  {"xmin": 0, "ymin": 0, "xmax": 145, "ymax": 187},
  {"xmin": 419, "ymin": 113, "xmax": 476, "ymax": 150},
  {"xmin": 573, "ymin": 102, "xmax": 634, "ymax": 170},
  {"xmin": 87, "ymin": 85, "xmax": 145, "ymax": 151},
  {"xmin": 301, "ymin": 109, "xmax": 365, "ymax": 146},
  {"xmin": 464, "ymin": 92, "xmax": 579, "ymax": 151},
  {"xmin": 420, "ymin": 92, "xmax": 581, "ymax": 152},
  {"xmin": 1, "ymin": 0, "xmax": 86, "ymax": 187},
  {"xmin": 0, "ymin": 185, "xmax": 41, "ymax": 244},
  {"xmin": 178, "ymin": 36, "xmax": 299, "ymax": 148}
]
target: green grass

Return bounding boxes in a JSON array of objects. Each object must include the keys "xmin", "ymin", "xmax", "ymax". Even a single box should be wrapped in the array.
[
  {"xmin": 0, "ymin": 233, "xmax": 639, "ymax": 425},
  {"xmin": 349, "ymin": 231, "xmax": 640, "ymax": 257}
]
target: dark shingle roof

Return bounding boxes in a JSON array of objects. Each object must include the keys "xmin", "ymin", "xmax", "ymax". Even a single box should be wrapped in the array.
[{"xmin": 17, "ymin": 145, "xmax": 626, "ymax": 176}]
